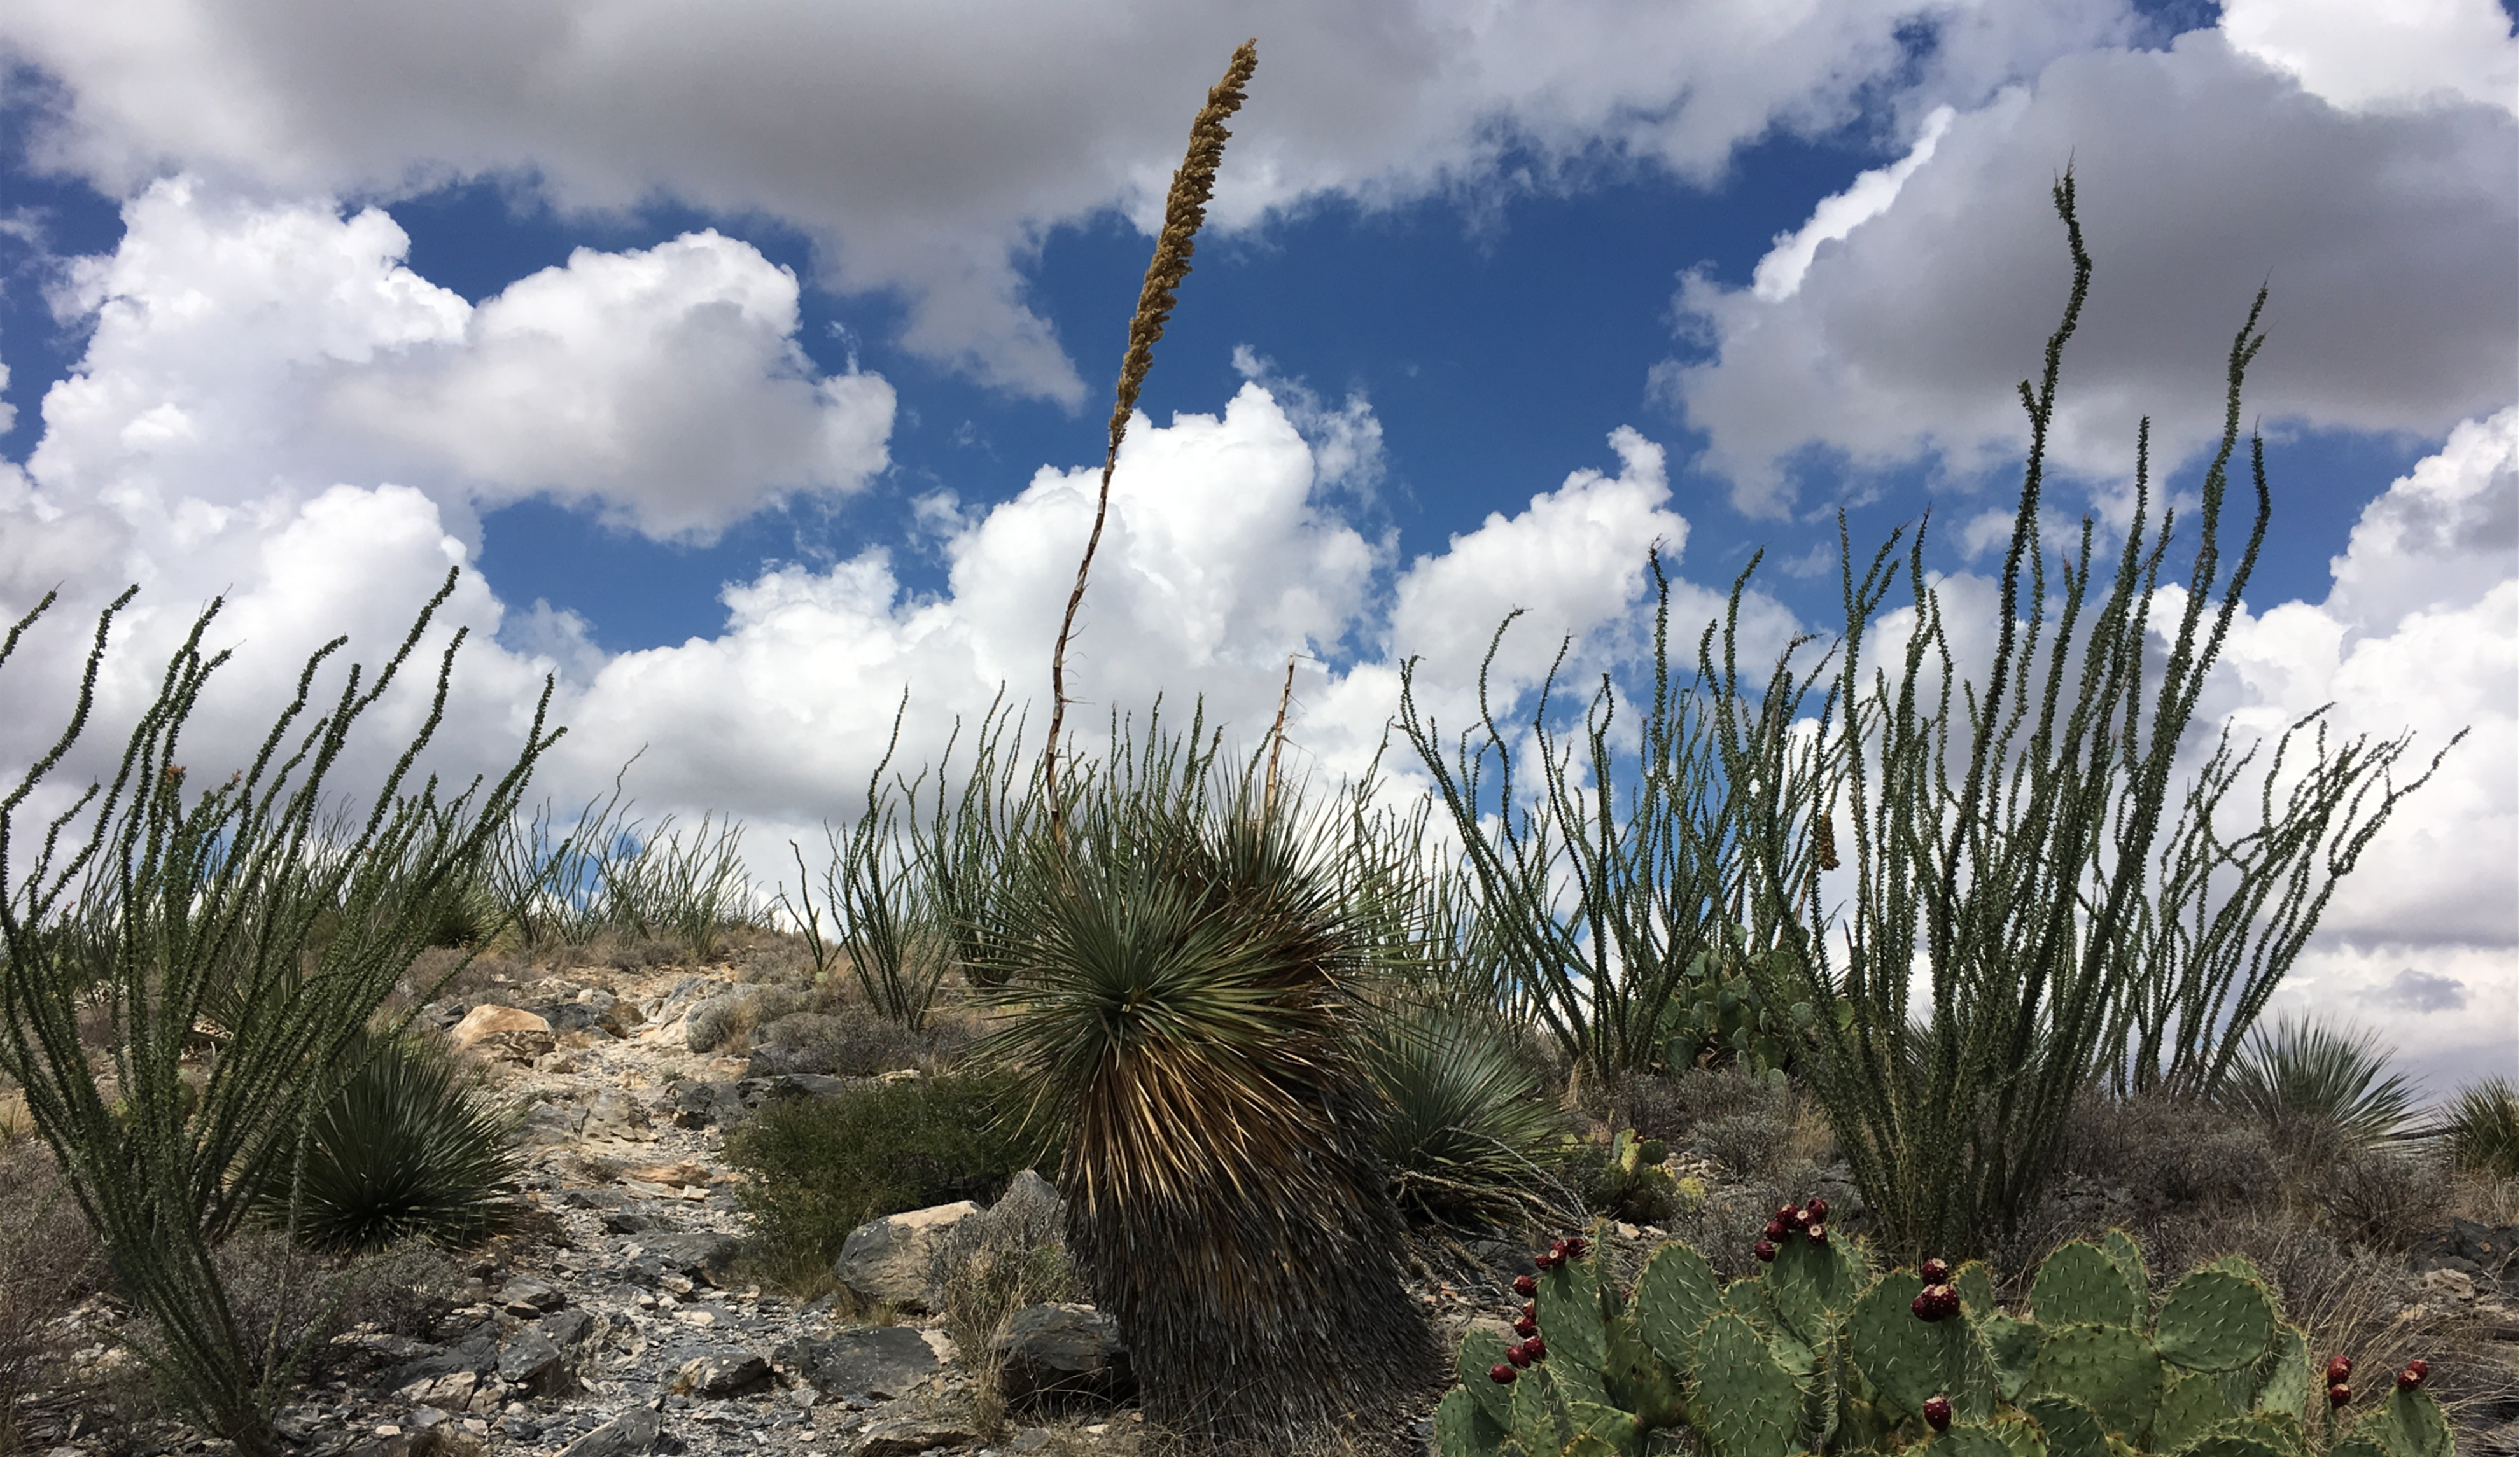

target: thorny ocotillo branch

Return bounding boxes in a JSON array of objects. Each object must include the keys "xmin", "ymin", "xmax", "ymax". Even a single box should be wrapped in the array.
[{"xmin": 1043, "ymin": 39, "xmax": 1257, "ymax": 853}]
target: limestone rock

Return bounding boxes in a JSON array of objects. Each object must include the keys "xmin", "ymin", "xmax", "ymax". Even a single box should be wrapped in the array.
[
  {"xmin": 853, "ymin": 1414, "xmax": 981, "ymax": 1456},
  {"xmin": 990, "ymin": 1302, "xmax": 1133, "ymax": 1409},
  {"xmin": 774, "ymin": 1327, "xmax": 942, "ymax": 1402},
  {"xmin": 555, "ymin": 1406, "xmax": 667, "ymax": 1457},
  {"xmin": 449, "ymin": 1004, "xmax": 552, "ymax": 1049},
  {"xmin": 833, "ymin": 1201, "xmax": 981, "ymax": 1311},
  {"xmin": 673, "ymin": 1349, "xmax": 771, "ymax": 1397}
]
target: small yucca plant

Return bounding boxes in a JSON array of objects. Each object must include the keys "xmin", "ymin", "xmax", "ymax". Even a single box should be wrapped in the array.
[
  {"xmin": 2430, "ymin": 1075, "xmax": 2518, "ymax": 1182},
  {"xmin": 1361, "ymin": 999, "xmax": 1571, "ymax": 1229},
  {"xmin": 2220, "ymin": 1014, "xmax": 2421, "ymax": 1153},
  {"xmin": 975, "ymin": 760, "xmax": 1434, "ymax": 1442},
  {"xmin": 249, "ymin": 1031, "xmax": 526, "ymax": 1253}
]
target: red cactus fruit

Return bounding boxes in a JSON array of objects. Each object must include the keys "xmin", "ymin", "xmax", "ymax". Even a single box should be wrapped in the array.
[
  {"xmin": 1920, "ymin": 1258, "xmax": 1951, "ymax": 1285},
  {"xmin": 2325, "ymin": 1355, "xmax": 2353, "ymax": 1384},
  {"xmin": 1763, "ymin": 1219, "xmax": 1787, "ymax": 1241},
  {"xmin": 1564, "ymin": 1235, "xmax": 1592, "ymax": 1259},
  {"xmin": 1513, "ymin": 1274, "xmax": 1537, "ymax": 1297},
  {"xmin": 1922, "ymin": 1396, "xmax": 1952, "ymax": 1432},
  {"xmin": 1506, "ymin": 1343, "xmax": 1532, "ymax": 1369},
  {"xmin": 1513, "ymin": 1314, "xmax": 1538, "ymax": 1339},
  {"xmin": 1912, "ymin": 1284, "xmax": 1957, "ymax": 1322},
  {"xmin": 1754, "ymin": 1239, "xmax": 1777, "ymax": 1262},
  {"xmin": 1522, "ymin": 1300, "xmax": 1536, "ymax": 1321},
  {"xmin": 2397, "ymin": 1361, "xmax": 2427, "ymax": 1391},
  {"xmin": 1806, "ymin": 1197, "xmax": 1829, "ymax": 1223},
  {"xmin": 1490, "ymin": 1363, "xmax": 1518, "ymax": 1384},
  {"xmin": 1550, "ymin": 1238, "xmax": 1570, "ymax": 1259},
  {"xmin": 2328, "ymin": 1383, "xmax": 2352, "ymax": 1409},
  {"xmin": 1776, "ymin": 1203, "xmax": 1798, "ymax": 1223},
  {"xmin": 1807, "ymin": 1222, "xmax": 1828, "ymax": 1245},
  {"xmin": 1522, "ymin": 1336, "xmax": 1547, "ymax": 1362}
]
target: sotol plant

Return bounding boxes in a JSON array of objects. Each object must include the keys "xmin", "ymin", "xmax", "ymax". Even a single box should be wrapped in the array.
[{"xmin": 1436, "ymin": 1216, "xmax": 2450, "ymax": 1457}]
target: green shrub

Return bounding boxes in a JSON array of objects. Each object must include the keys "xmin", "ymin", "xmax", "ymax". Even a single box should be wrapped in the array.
[
  {"xmin": 725, "ymin": 1073, "xmax": 1054, "ymax": 1274},
  {"xmin": 246, "ymin": 1032, "xmax": 525, "ymax": 1253},
  {"xmin": 2431, "ymin": 1076, "xmax": 2517, "ymax": 1182},
  {"xmin": 1564, "ymin": 1127, "xmax": 1681, "ymax": 1225}
]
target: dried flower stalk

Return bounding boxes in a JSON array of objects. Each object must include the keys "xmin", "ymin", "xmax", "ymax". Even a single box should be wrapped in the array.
[{"xmin": 1044, "ymin": 39, "xmax": 1257, "ymax": 851}]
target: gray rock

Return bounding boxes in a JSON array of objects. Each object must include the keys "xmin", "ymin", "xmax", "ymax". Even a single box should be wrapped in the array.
[
  {"xmin": 540, "ymin": 1308, "xmax": 595, "ymax": 1348},
  {"xmin": 640, "ymin": 1232, "xmax": 743, "ymax": 1283},
  {"xmin": 989, "ymin": 1302, "xmax": 1133, "ymax": 1409},
  {"xmin": 543, "ymin": 1001, "xmax": 626, "ymax": 1038},
  {"xmin": 388, "ymin": 1323, "xmax": 498, "ymax": 1390},
  {"xmin": 673, "ymin": 1349, "xmax": 772, "ymax": 1398},
  {"xmin": 752, "ymin": 1072, "xmax": 860, "ymax": 1101},
  {"xmin": 584, "ymin": 1085, "xmax": 650, "ymax": 1135},
  {"xmin": 496, "ymin": 1328, "xmax": 567, "ymax": 1395},
  {"xmin": 852, "ymin": 1415, "xmax": 980, "ymax": 1456},
  {"xmin": 996, "ymin": 1168, "xmax": 1063, "ymax": 1216},
  {"xmin": 555, "ymin": 1406, "xmax": 667, "ymax": 1457},
  {"xmin": 773, "ymin": 1327, "xmax": 941, "ymax": 1402},
  {"xmin": 564, "ymin": 1187, "xmax": 634, "ymax": 1209},
  {"xmin": 668, "ymin": 1080, "xmax": 748, "ymax": 1127},
  {"xmin": 501, "ymin": 1276, "xmax": 566, "ymax": 1315},
  {"xmin": 833, "ymin": 1201, "xmax": 979, "ymax": 1311},
  {"xmin": 604, "ymin": 1209, "xmax": 678, "ymax": 1236}
]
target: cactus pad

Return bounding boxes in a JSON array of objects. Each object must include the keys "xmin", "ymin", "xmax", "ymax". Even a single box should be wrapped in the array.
[
  {"xmin": 1602, "ymin": 1305, "xmax": 1688, "ymax": 1429},
  {"xmin": 2153, "ymin": 1269, "xmax": 2274, "ymax": 1372},
  {"xmin": 2099, "ymin": 1230, "xmax": 2148, "ymax": 1304},
  {"xmin": 2031, "ymin": 1241, "xmax": 2143, "ymax": 1328},
  {"xmin": 2344, "ymin": 1384, "xmax": 2456, "ymax": 1457},
  {"xmin": 2230, "ymin": 1323, "xmax": 2309, "ymax": 1419},
  {"xmin": 1565, "ymin": 1398, "xmax": 1642, "ymax": 1457},
  {"xmin": 1436, "ymin": 1386, "xmax": 1507, "ymax": 1457},
  {"xmin": 2022, "ymin": 1394, "xmax": 2111, "ymax": 1457},
  {"xmin": 2026, "ymin": 1321, "xmax": 2162, "ymax": 1443},
  {"xmin": 1560, "ymin": 1433, "xmax": 1623, "ymax": 1457},
  {"xmin": 1955, "ymin": 1259, "xmax": 1999, "ymax": 1320},
  {"xmin": 2150, "ymin": 1369, "xmax": 2244, "ymax": 1452},
  {"xmin": 1849, "ymin": 1269, "xmax": 1996, "ymax": 1422},
  {"xmin": 1630, "ymin": 1241, "xmax": 1723, "ymax": 1372},
  {"xmin": 1981, "ymin": 1311, "xmax": 2043, "ymax": 1402},
  {"xmin": 1538, "ymin": 1251, "xmax": 1611, "ymax": 1374},
  {"xmin": 1459, "ymin": 1326, "xmax": 1518, "ymax": 1427},
  {"xmin": 1510, "ymin": 1361, "xmax": 1577, "ymax": 1457},
  {"xmin": 1689, "ymin": 1311, "xmax": 1802, "ymax": 1457},
  {"xmin": 1768, "ymin": 1225, "xmax": 1863, "ymax": 1346},
  {"xmin": 1929, "ymin": 1424, "xmax": 2019, "ymax": 1457}
]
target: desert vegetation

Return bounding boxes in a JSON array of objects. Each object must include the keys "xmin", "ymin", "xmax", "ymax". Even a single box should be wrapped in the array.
[{"xmin": 1, "ymin": 37, "xmax": 2511, "ymax": 1457}]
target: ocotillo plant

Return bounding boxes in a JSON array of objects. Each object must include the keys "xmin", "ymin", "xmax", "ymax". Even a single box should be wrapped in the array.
[
  {"xmin": 0, "ymin": 569, "xmax": 564, "ymax": 1456},
  {"xmin": 1705, "ymin": 175, "xmax": 2461, "ymax": 1260}
]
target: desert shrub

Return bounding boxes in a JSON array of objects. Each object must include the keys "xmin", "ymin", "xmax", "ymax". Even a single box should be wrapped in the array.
[
  {"xmin": 1597, "ymin": 1066, "xmax": 1788, "ymax": 1150},
  {"xmin": 2221, "ymin": 1014, "xmax": 2421, "ymax": 1155},
  {"xmin": 2313, "ymin": 1144, "xmax": 2454, "ymax": 1251},
  {"xmin": 683, "ymin": 983, "xmax": 809, "ymax": 1053},
  {"xmin": 2432, "ymin": 1075, "xmax": 2518, "ymax": 1182},
  {"xmin": 1563, "ymin": 1128, "xmax": 1681, "ymax": 1225},
  {"xmin": 2057, "ymin": 1091, "xmax": 2285, "ymax": 1210},
  {"xmin": 747, "ymin": 1005, "xmax": 935, "ymax": 1078},
  {"xmin": 246, "ymin": 1033, "xmax": 526, "ymax": 1254},
  {"xmin": 1361, "ymin": 1003, "xmax": 1572, "ymax": 1229},
  {"xmin": 0, "ymin": 1143, "xmax": 103, "ymax": 1448},
  {"xmin": 725, "ymin": 1073, "xmax": 1055, "ymax": 1278},
  {"xmin": 931, "ymin": 1174, "xmax": 1085, "ymax": 1432}
]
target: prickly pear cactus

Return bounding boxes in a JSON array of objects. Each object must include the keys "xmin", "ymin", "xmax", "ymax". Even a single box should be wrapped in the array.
[{"xmin": 1434, "ymin": 1223, "xmax": 2456, "ymax": 1457}]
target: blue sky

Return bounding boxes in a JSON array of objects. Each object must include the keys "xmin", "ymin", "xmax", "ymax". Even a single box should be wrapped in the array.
[{"xmin": 1, "ymin": 0, "xmax": 2513, "ymax": 1090}]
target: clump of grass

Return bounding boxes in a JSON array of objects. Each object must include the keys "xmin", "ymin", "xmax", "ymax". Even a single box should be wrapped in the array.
[
  {"xmin": 930, "ymin": 1178, "xmax": 1085, "ymax": 1436},
  {"xmin": 0, "ymin": 1141, "xmax": 103, "ymax": 1449},
  {"xmin": 724, "ymin": 1073, "xmax": 1056, "ymax": 1288}
]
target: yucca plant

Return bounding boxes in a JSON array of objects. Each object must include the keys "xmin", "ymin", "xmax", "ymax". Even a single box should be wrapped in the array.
[
  {"xmin": 2219, "ymin": 1014, "xmax": 2421, "ymax": 1154},
  {"xmin": 0, "ymin": 569, "xmax": 565, "ymax": 1456},
  {"xmin": 974, "ymin": 746, "xmax": 1434, "ymax": 1442},
  {"xmin": 246, "ymin": 1030, "xmax": 526, "ymax": 1254},
  {"xmin": 2430, "ymin": 1075, "xmax": 2519, "ymax": 1182},
  {"xmin": 1359, "ymin": 998, "xmax": 1574, "ymax": 1229}
]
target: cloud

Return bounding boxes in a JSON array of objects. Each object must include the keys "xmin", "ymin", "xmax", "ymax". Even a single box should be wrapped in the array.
[
  {"xmin": 0, "ymin": 192, "xmax": 1724, "ymax": 873},
  {"xmin": 1658, "ymin": 27, "xmax": 2517, "ymax": 518},
  {"xmin": 9, "ymin": 178, "xmax": 893, "ymax": 577},
  {"xmin": 2363, "ymin": 968, "xmax": 2470, "ymax": 1014},
  {"xmin": 2, "ymin": 0, "xmax": 2141, "ymax": 403},
  {"xmin": 2221, "ymin": 0, "xmax": 2517, "ymax": 117}
]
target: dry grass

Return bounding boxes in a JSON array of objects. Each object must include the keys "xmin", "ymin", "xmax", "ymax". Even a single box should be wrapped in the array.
[
  {"xmin": 0, "ymin": 1141, "xmax": 104, "ymax": 1449},
  {"xmin": 929, "ymin": 1182, "xmax": 1085, "ymax": 1439}
]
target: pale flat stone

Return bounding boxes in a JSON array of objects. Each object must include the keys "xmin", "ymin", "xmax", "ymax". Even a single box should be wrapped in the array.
[
  {"xmin": 832, "ymin": 1201, "xmax": 981, "ymax": 1311},
  {"xmin": 449, "ymin": 1004, "xmax": 552, "ymax": 1049}
]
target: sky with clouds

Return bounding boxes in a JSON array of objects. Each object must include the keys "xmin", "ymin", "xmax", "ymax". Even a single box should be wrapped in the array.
[{"xmin": 2, "ymin": 0, "xmax": 2512, "ymax": 1093}]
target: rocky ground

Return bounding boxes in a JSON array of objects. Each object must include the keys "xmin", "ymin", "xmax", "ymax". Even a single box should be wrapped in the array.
[{"xmin": 14, "ymin": 949, "xmax": 2517, "ymax": 1457}]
